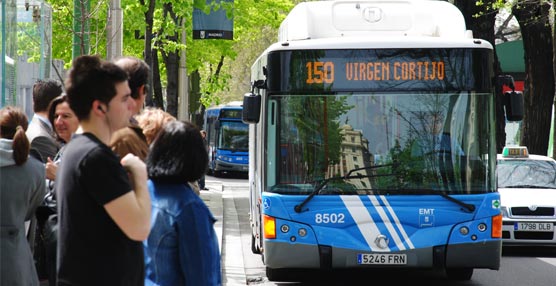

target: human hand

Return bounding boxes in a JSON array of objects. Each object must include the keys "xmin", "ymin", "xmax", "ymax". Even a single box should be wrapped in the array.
[
  {"xmin": 120, "ymin": 153, "xmax": 148, "ymax": 184},
  {"xmin": 45, "ymin": 157, "xmax": 58, "ymax": 180}
]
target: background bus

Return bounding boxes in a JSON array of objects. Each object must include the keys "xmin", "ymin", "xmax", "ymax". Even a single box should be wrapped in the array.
[
  {"xmin": 241, "ymin": 0, "xmax": 522, "ymax": 281},
  {"xmin": 203, "ymin": 101, "xmax": 249, "ymax": 177}
]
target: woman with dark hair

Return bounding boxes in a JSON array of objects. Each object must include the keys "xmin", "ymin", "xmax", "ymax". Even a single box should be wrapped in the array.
[
  {"xmin": 47, "ymin": 94, "xmax": 79, "ymax": 145},
  {"xmin": 45, "ymin": 94, "xmax": 79, "ymax": 182},
  {"xmin": 0, "ymin": 106, "xmax": 45, "ymax": 286},
  {"xmin": 37, "ymin": 94, "xmax": 79, "ymax": 286},
  {"xmin": 144, "ymin": 120, "xmax": 220, "ymax": 286}
]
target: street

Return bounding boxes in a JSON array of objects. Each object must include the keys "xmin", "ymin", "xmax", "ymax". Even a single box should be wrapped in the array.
[{"xmin": 204, "ymin": 175, "xmax": 556, "ymax": 286}]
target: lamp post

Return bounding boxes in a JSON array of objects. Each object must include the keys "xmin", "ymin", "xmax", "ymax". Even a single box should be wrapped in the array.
[{"xmin": 106, "ymin": 0, "xmax": 122, "ymax": 60}]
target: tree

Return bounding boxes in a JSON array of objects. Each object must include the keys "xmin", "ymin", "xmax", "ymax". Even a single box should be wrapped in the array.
[
  {"xmin": 512, "ymin": 1, "xmax": 554, "ymax": 155},
  {"xmin": 455, "ymin": 0, "xmax": 555, "ymax": 156},
  {"xmin": 454, "ymin": 0, "xmax": 506, "ymax": 152},
  {"xmin": 48, "ymin": 0, "xmax": 109, "ymax": 67}
]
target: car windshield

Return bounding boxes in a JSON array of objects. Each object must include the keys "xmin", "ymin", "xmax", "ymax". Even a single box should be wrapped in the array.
[{"xmin": 497, "ymin": 159, "xmax": 556, "ymax": 189}]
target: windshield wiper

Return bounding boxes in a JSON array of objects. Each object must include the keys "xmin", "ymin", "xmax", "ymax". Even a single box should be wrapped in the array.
[
  {"xmin": 294, "ymin": 164, "xmax": 395, "ymax": 213},
  {"xmin": 436, "ymin": 192, "xmax": 475, "ymax": 212},
  {"xmin": 294, "ymin": 161, "xmax": 476, "ymax": 213}
]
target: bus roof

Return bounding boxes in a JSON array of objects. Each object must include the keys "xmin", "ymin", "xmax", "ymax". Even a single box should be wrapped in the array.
[
  {"xmin": 279, "ymin": 0, "xmax": 472, "ymax": 42},
  {"xmin": 265, "ymin": 36, "xmax": 493, "ymax": 52}
]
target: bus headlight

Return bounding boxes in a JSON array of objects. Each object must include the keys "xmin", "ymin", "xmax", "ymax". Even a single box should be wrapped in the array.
[{"xmin": 217, "ymin": 155, "xmax": 232, "ymax": 162}]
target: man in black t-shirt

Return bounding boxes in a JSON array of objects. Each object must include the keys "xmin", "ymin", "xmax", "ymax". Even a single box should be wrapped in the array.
[{"xmin": 56, "ymin": 55, "xmax": 151, "ymax": 286}]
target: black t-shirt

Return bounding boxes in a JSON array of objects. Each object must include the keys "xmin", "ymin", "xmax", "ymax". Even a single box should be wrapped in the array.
[{"xmin": 56, "ymin": 133, "xmax": 144, "ymax": 286}]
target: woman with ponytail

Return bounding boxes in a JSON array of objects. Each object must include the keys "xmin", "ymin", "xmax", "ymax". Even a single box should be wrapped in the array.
[{"xmin": 1, "ymin": 106, "xmax": 46, "ymax": 286}]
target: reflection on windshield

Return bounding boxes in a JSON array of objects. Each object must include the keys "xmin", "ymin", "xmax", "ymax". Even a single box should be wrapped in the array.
[
  {"xmin": 218, "ymin": 121, "xmax": 249, "ymax": 151},
  {"xmin": 497, "ymin": 160, "xmax": 556, "ymax": 189},
  {"xmin": 268, "ymin": 92, "xmax": 496, "ymax": 195}
]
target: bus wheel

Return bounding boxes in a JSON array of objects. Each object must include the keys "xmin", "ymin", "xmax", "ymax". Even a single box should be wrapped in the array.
[
  {"xmin": 266, "ymin": 267, "xmax": 288, "ymax": 282},
  {"xmin": 446, "ymin": 268, "xmax": 473, "ymax": 280}
]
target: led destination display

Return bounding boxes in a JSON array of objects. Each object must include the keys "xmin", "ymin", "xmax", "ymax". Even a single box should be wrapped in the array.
[{"xmin": 266, "ymin": 48, "xmax": 492, "ymax": 93}]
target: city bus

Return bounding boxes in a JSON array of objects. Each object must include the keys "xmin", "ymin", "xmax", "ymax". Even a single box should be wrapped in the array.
[
  {"xmin": 242, "ymin": 0, "xmax": 523, "ymax": 281},
  {"xmin": 203, "ymin": 101, "xmax": 249, "ymax": 176}
]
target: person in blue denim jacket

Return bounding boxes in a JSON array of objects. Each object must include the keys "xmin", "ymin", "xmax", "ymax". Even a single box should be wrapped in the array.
[{"xmin": 144, "ymin": 120, "xmax": 221, "ymax": 286}]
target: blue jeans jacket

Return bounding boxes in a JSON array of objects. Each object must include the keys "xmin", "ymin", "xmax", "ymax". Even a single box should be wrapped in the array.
[{"xmin": 144, "ymin": 180, "xmax": 221, "ymax": 286}]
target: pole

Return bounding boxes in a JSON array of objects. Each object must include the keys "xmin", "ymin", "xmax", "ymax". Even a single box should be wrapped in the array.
[
  {"xmin": 178, "ymin": 21, "xmax": 189, "ymax": 121},
  {"xmin": 106, "ymin": 0, "xmax": 122, "ymax": 60}
]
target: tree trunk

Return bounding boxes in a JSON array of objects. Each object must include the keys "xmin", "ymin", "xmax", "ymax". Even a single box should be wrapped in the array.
[
  {"xmin": 453, "ymin": 0, "xmax": 506, "ymax": 153},
  {"xmin": 157, "ymin": 2, "xmax": 180, "ymax": 115},
  {"xmin": 513, "ymin": 2, "xmax": 555, "ymax": 155},
  {"xmin": 151, "ymin": 49, "xmax": 164, "ymax": 108},
  {"xmin": 552, "ymin": 4, "xmax": 556, "ymax": 159},
  {"xmin": 189, "ymin": 70, "xmax": 204, "ymax": 127},
  {"xmin": 165, "ymin": 51, "xmax": 179, "ymax": 117},
  {"xmin": 142, "ymin": 0, "xmax": 156, "ymax": 107}
]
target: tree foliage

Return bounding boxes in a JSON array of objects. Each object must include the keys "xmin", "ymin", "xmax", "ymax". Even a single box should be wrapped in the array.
[
  {"xmin": 38, "ymin": 0, "xmax": 555, "ymax": 155},
  {"xmin": 455, "ymin": 0, "xmax": 555, "ymax": 156}
]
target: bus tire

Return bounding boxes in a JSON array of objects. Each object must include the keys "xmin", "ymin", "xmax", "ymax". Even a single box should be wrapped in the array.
[
  {"xmin": 446, "ymin": 268, "xmax": 473, "ymax": 280},
  {"xmin": 266, "ymin": 267, "xmax": 287, "ymax": 282}
]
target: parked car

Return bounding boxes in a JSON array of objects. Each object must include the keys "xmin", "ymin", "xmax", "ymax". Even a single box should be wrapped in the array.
[{"xmin": 496, "ymin": 146, "xmax": 556, "ymax": 246}]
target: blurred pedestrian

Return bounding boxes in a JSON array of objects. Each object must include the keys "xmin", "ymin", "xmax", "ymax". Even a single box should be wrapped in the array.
[
  {"xmin": 110, "ymin": 56, "xmax": 150, "ymax": 161},
  {"xmin": 45, "ymin": 94, "xmax": 80, "ymax": 183},
  {"xmin": 25, "ymin": 79, "xmax": 63, "ymax": 260},
  {"xmin": 56, "ymin": 55, "xmax": 151, "ymax": 286},
  {"xmin": 1, "ymin": 106, "xmax": 45, "ymax": 286},
  {"xmin": 135, "ymin": 107, "xmax": 203, "ymax": 195},
  {"xmin": 36, "ymin": 94, "xmax": 80, "ymax": 286},
  {"xmin": 198, "ymin": 129, "xmax": 209, "ymax": 190},
  {"xmin": 144, "ymin": 120, "xmax": 220, "ymax": 286},
  {"xmin": 26, "ymin": 79, "xmax": 63, "ymax": 163},
  {"xmin": 135, "ymin": 106, "xmax": 176, "ymax": 145}
]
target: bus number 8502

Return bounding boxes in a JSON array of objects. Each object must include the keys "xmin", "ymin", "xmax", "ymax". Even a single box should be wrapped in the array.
[{"xmin": 315, "ymin": 213, "xmax": 345, "ymax": 224}]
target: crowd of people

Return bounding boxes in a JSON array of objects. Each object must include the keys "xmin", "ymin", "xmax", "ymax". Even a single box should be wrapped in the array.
[{"xmin": 0, "ymin": 55, "xmax": 221, "ymax": 286}]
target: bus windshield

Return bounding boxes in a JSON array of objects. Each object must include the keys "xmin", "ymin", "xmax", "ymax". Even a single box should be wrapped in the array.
[
  {"xmin": 217, "ymin": 121, "xmax": 249, "ymax": 151},
  {"xmin": 267, "ymin": 92, "xmax": 495, "ymax": 195}
]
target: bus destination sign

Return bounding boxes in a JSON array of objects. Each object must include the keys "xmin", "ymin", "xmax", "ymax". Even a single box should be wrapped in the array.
[
  {"xmin": 306, "ymin": 60, "xmax": 445, "ymax": 84},
  {"xmin": 266, "ymin": 49, "xmax": 492, "ymax": 93}
]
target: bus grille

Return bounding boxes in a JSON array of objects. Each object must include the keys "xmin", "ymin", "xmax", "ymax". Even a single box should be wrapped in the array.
[{"xmin": 510, "ymin": 207, "xmax": 555, "ymax": 216}]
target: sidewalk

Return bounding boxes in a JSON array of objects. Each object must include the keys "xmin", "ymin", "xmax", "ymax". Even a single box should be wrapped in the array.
[{"xmin": 200, "ymin": 180, "xmax": 247, "ymax": 286}]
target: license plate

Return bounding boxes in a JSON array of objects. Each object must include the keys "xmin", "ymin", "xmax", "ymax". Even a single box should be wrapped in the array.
[
  {"xmin": 514, "ymin": 222, "xmax": 554, "ymax": 232},
  {"xmin": 357, "ymin": 253, "xmax": 407, "ymax": 265}
]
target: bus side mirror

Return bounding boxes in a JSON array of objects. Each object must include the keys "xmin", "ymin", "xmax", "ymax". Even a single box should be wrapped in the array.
[
  {"xmin": 242, "ymin": 92, "xmax": 261, "ymax": 124},
  {"xmin": 504, "ymin": 91, "xmax": 524, "ymax": 121}
]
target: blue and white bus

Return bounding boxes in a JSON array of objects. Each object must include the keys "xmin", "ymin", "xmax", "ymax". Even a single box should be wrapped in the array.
[
  {"xmin": 241, "ymin": 0, "xmax": 523, "ymax": 281},
  {"xmin": 203, "ymin": 101, "xmax": 249, "ymax": 176}
]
